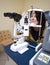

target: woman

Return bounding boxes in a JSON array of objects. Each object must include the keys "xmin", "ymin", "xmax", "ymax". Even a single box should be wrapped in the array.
[{"xmin": 29, "ymin": 10, "xmax": 46, "ymax": 42}]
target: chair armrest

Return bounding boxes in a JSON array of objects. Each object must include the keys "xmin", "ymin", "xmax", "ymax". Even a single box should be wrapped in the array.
[{"xmin": 35, "ymin": 43, "xmax": 42, "ymax": 52}]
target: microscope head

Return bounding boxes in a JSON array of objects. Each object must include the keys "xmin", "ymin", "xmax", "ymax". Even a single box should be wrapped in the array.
[{"xmin": 4, "ymin": 12, "xmax": 22, "ymax": 22}]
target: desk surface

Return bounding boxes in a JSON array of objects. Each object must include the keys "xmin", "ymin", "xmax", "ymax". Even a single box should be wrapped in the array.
[{"xmin": 4, "ymin": 41, "xmax": 37, "ymax": 65}]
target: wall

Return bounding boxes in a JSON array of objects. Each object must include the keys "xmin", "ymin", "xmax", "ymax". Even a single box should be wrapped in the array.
[
  {"xmin": 24, "ymin": 0, "xmax": 50, "ymax": 11},
  {"xmin": 0, "ymin": 0, "xmax": 24, "ymax": 35},
  {"xmin": 0, "ymin": 0, "xmax": 50, "ymax": 35}
]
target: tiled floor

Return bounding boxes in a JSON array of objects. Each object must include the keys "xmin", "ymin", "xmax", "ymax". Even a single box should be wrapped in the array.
[
  {"xmin": 5, "ymin": 56, "xmax": 17, "ymax": 65},
  {"xmin": 0, "ymin": 51, "xmax": 7, "ymax": 65},
  {"xmin": 0, "ymin": 50, "xmax": 17, "ymax": 65}
]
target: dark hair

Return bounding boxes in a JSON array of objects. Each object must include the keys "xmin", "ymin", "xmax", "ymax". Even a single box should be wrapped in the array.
[{"xmin": 30, "ymin": 11, "xmax": 46, "ymax": 41}]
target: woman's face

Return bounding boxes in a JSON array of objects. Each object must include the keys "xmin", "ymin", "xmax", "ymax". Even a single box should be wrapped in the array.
[
  {"xmin": 30, "ymin": 11, "xmax": 38, "ymax": 25},
  {"xmin": 30, "ymin": 11, "xmax": 40, "ymax": 31}
]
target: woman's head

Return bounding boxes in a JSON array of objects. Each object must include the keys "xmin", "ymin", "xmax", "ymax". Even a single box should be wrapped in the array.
[
  {"xmin": 30, "ymin": 11, "xmax": 46, "ymax": 31},
  {"xmin": 29, "ymin": 10, "xmax": 46, "ymax": 40},
  {"xmin": 30, "ymin": 11, "xmax": 39, "ymax": 25}
]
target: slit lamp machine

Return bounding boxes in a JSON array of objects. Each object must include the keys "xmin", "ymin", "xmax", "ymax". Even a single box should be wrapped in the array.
[{"xmin": 4, "ymin": 8, "xmax": 43, "ymax": 54}]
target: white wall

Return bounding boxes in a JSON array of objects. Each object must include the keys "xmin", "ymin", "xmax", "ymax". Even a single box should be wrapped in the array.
[
  {"xmin": 0, "ymin": 0, "xmax": 24, "ymax": 34},
  {"xmin": 24, "ymin": 0, "xmax": 50, "ymax": 11},
  {"xmin": 0, "ymin": 0, "xmax": 50, "ymax": 35}
]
